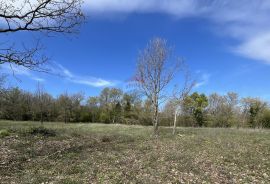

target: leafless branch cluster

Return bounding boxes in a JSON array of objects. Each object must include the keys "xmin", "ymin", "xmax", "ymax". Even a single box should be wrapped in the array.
[
  {"xmin": 0, "ymin": 41, "xmax": 48, "ymax": 71},
  {"xmin": 134, "ymin": 38, "xmax": 182, "ymax": 103},
  {"xmin": 171, "ymin": 69, "xmax": 196, "ymax": 135},
  {"xmin": 0, "ymin": 0, "xmax": 84, "ymax": 34},
  {"xmin": 0, "ymin": 0, "xmax": 84, "ymax": 71},
  {"xmin": 133, "ymin": 38, "xmax": 182, "ymax": 134},
  {"xmin": 172, "ymin": 69, "xmax": 196, "ymax": 105}
]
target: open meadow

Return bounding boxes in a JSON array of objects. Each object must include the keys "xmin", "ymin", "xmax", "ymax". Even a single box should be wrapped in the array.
[
  {"xmin": 2, "ymin": 1, "xmax": 270, "ymax": 184},
  {"xmin": 0, "ymin": 121, "xmax": 269, "ymax": 184}
]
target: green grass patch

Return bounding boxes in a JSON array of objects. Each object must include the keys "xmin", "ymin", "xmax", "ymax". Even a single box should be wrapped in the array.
[
  {"xmin": 0, "ymin": 121, "xmax": 269, "ymax": 183},
  {"xmin": 0, "ymin": 129, "xmax": 10, "ymax": 137}
]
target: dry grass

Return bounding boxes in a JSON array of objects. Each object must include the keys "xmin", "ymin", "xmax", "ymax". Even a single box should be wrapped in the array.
[{"xmin": 0, "ymin": 121, "xmax": 269, "ymax": 184}]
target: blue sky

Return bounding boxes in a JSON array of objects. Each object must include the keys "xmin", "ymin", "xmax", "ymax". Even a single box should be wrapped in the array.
[{"xmin": 1, "ymin": 0, "xmax": 270, "ymax": 100}]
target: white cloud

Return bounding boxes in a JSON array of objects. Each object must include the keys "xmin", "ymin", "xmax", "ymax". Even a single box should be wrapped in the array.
[
  {"xmin": 85, "ymin": 0, "xmax": 204, "ymax": 17},
  {"xmin": 31, "ymin": 77, "xmax": 45, "ymax": 82},
  {"xmin": 1, "ymin": 64, "xmax": 31, "ymax": 76},
  {"xmin": 3, "ymin": 1, "xmax": 270, "ymax": 64},
  {"xmin": 54, "ymin": 64, "xmax": 117, "ymax": 87},
  {"xmin": 74, "ymin": 78, "xmax": 114, "ymax": 87},
  {"xmin": 0, "ymin": 63, "xmax": 45, "ymax": 82},
  {"xmin": 195, "ymin": 73, "xmax": 210, "ymax": 88},
  {"xmin": 235, "ymin": 33, "xmax": 270, "ymax": 64},
  {"xmin": 85, "ymin": 0, "xmax": 270, "ymax": 64},
  {"xmin": 57, "ymin": 64, "xmax": 74, "ymax": 78},
  {"xmin": 0, "ymin": 63, "xmax": 117, "ymax": 87}
]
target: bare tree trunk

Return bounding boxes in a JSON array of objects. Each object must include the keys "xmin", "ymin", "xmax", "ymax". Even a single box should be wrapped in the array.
[
  {"xmin": 173, "ymin": 109, "xmax": 178, "ymax": 135},
  {"xmin": 40, "ymin": 103, "xmax": 44, "ymax": 124},
  {"xmin": 153, "ymin": 103, "xmax": 159, "ymax": 135},
  {"xmin": 112, "ymin": 115, "xmax": 115, "ymax": 124},
  {"xmin": 64, "ymin": 109, "xmax": 67, "ymax": 123},
  {"xmin": 40, "ymin": 112, "xmax": 44, "ymax": 124}
]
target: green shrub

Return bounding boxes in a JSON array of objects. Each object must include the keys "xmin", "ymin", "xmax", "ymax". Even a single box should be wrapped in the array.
[
  {"xmin": 260, "ymin": 110, "xmax": 270, "ymax": 128},
  {"xmin": 125, "ymin": 118, "xmax": 140, "ymax": 125},
  {"xmin": 79, "ymin": 111, "xmax": 92, "ymax": 122},
  {"xmin": 0, "ymin": 129, "xmax": 10, "ymax": 138},
  {"xmin": 100, "ymin": 112, "xmax": 110, "ymax": 124},
  {"xmin": 29, "ymin": 127, "xmax": 57, "ymax": 137}
]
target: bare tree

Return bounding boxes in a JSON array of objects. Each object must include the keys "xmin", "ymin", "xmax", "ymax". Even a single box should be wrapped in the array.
[
  {"xmin": 35, "ymin": 82, "xmax": 51, "ymax": 124},
  {"xmin": 133, "ymin": 38, "xmax": 182, "ymax": 135},
  {"xmin": 0, "ymin": 0, "xmax": 84, "ymax": 71},
  {"xmin": 57, "ymin": 92, "xmax": 71, "ymax": 123},
  {"xmin": 172, "ymin": 71, "xmax": 195, "ymax": 135},
  {"xmin": 69, "ymin": 92, "xmax": 84, "ymax": 122},
  {"xmin": 207, "ymin": 92, "xmax": 239, "ymax": 127}
]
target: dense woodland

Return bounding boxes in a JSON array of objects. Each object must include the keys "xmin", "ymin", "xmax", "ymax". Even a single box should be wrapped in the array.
[{"xmin": 0, "ymin": 83, "xmax": 269, "ymax": 128}]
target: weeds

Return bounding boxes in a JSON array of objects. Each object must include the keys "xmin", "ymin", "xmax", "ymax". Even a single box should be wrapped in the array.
[
  {"xmin": 28, "ymin": 127, "xmax": 57, "ymax": 137},
  {"xmin": 0, "ymin": 121, "xmax": 269, "ymax": 184}
]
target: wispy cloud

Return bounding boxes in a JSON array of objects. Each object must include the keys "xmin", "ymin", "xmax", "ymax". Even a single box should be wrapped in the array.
[
  {"xmin": 195, "ymin": 72, "xmax": 211, "ymax": 88},
  {"xmin": 54, "ymin": 64, "xmax": 118, "ymax": 87},
  {"xmin": 31, "ymin": 77, "xmax": 45, "ymax": 82},
  {"xmin": 0, "ymin": 63, "xmax": 45, "ymax": 82},
  {"xmin": 85, "ymin": 0, "xmax": 270, "ymax": 64},
  {"xmin": 4, "ymin": 1, "xmax": 270, "ymax": 64},
  {"xmin": 5, "ymin": 1, "xmax": 270, "ymax": 64},
  {"xmin": 85, "ymin": 0, "xmax": 201, "ymax": 17},
  {"xmin": 0, "ymin": 62, "xmax": 118, "ymax": 87},
  {"xmin": 235, "ymin": 33, "xmax": 270, "ymax": 64}
]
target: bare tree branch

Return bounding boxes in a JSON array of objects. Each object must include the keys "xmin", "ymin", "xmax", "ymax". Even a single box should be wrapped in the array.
[
  {"xmin": 0, "ymin": 0, "xmax": 84, "ymax": 72},
  {"xmin": 0, "ymin": 41, "xmax": 49, "ymax": 72},
  {"xmin": 0, "ymin": 0, "xmax": 84, "ymax": 34},
  {"xmin": 171, "ymin": 68, "xmax": 196, "ymax": 135}
]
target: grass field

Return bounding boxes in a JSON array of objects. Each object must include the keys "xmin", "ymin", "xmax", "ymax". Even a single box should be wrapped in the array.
[{"xmin": 0, "ymin": 121, "xmax": 269, "ymax": 184}]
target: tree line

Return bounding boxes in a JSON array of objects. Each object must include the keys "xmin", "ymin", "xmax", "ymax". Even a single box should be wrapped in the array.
[{"xmin": 0, "ymin": 83, "xmax": 269, "ymax": 129}]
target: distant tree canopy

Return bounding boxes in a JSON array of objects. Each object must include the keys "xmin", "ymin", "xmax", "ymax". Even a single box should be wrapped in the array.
[
  {"xmin": 0, "ymin": 0, "xmax": 84, "ymax": 71},
  {"xmin": 0, "ymin": 84, "xmax": 269, "ymax": 129},
  {"xmin": 185, "ymin": 92, "xmax": 209, "ymax": 127}
]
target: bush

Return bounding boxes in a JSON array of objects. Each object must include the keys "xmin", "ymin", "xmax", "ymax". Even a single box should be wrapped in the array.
[
  {"xmin": 206, "ymin": 115, "xmax": 234, "ymax": 128},
  {"xmin": 178, "ymin": 115, "xmax": 197, "ymax": 127},
  {"xmin": 29, "ymin": 127, "xmax": 57, "ymax": 137},
  {"xmin": 123, "ymin": 118, "xmax": 140, "ymax": 125},
  {"xmin": 79, "ymin": 111, "xmax": 92, "ymax": 122},
  {"xmin": 100, "ymin": 112, "xmax": 110, "ymax": 124},
  {"xmin": 260, "ymin": 110, "xmax": 270, "ymax": 128},
  {"xmin": 139, "ymin": 116, "xmax": 152, "ymax": 126},
  {"xmin": 0, "ymin": 129, "xmax": 10, "ymax": 138}
]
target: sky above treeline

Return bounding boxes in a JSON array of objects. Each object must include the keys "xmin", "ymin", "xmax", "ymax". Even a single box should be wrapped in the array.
[{"xmin": 1, "ymin": 0, "xmax": 270, "ymax": 100}]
